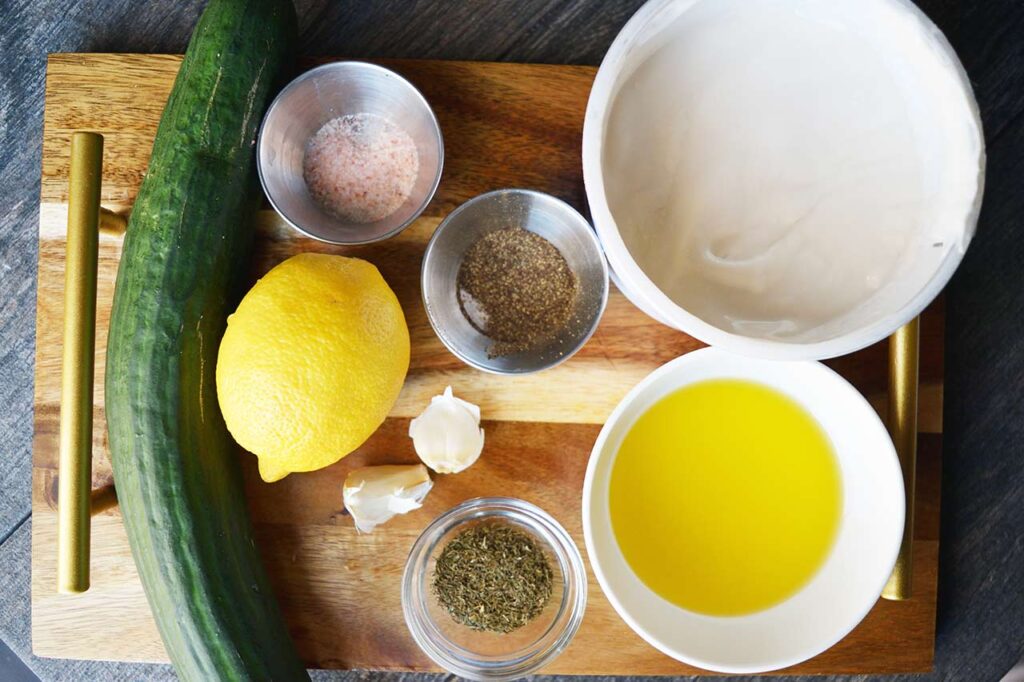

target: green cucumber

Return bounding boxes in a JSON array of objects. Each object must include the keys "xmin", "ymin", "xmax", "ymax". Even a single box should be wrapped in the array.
[{"xmin": 104, "ymin": 0, "xmax": 307, "ymax": 680}]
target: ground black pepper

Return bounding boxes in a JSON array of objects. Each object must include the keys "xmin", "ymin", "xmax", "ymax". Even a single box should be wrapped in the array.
[
  {"xmin": 432, "ymin": 523, "xmax": 554, "ymax": 633},
  {"xmin": 457, "ymin": 227, "xmax": 578, "ymax": 358}
]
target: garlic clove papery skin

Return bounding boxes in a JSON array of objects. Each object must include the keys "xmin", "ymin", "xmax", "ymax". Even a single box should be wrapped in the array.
[
  {"xmin": 342, "ymin": 464, "xmax": 433, "ymax": 533},
  {"xmin": 409, "ymin": 386, "xmax": 485, "ymax": 474}
]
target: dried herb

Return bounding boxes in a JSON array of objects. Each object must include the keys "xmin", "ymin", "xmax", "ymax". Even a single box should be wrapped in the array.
[
  {"xmin": 457, "ymin": 227, "xmax": 578, "ymax": 358},
  {"xmin": 432, "ymin": 523, "xmax": 554, "ymax": 633}
]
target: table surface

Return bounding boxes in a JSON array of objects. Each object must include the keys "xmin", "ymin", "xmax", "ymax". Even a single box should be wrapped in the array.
[{"xmin": 0, "ymin": 1, "xmax": 1021, "ymax": 681}]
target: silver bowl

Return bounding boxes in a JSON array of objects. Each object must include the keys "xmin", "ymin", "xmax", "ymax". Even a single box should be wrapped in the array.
[
  {"xmin": 422, "ymin": 189, "xmax": 609, "ymax": 374},
  {"xmin": 257, "ymin": 61, "xmax": 444, "ymax": 245}
]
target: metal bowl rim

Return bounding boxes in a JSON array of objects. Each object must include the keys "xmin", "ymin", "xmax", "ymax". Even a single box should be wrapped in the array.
[
  {"xmin": 421, "ymin": 188, "xmax": 610, "ymax": 375},
  {"xmin": 257, "ymin": 60, "xmax": 445, "ymax": 246}
]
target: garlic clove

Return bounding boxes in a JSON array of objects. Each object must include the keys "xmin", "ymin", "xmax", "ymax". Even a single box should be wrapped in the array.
[
  {"xmin": 342, "ymin": 464, "xmax": 433, "ymax": 533},
  {"xmin": 409, "ymin": 386, "xmax": 484, "ymax": 474}
]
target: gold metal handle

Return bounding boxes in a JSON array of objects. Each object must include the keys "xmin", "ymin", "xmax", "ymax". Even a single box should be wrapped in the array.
[
  {"xmin": 99, "ymin": 208, "xmax": 127, "ymax": 236},
  {"xmin": 882, "ymin": 317, "xmax": 919, "ymax": 600},
  {"xmin": 57, "ymin": 132, "xmax": 104, "ymax": 594}
]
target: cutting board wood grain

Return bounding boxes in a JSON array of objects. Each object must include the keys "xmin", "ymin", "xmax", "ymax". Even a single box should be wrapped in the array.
[{"xmin": 32, "ymin": 53, "xmax": 943, "ymax": 675}]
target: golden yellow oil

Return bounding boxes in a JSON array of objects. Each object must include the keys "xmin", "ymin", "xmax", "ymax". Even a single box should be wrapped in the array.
[{"xmin": 609, "ymin": 379, "xmax": 842, "ymax": 616}]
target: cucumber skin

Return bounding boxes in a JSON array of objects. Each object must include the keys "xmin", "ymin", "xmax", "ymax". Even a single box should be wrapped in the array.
[{"xmin": 104, "ymin": 1, "xmax": 307, "ymax": 680}]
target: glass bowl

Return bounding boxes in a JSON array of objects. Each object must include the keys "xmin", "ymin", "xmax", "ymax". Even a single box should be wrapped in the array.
[{"xmin": 402, "ymin": 497, "xmax": 587, "ymax": 680}]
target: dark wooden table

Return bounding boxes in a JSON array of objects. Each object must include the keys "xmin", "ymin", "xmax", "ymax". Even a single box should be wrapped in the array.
[{"xmin": 1, "ymin": 1, "xmax": 1021, "ymax": 680}]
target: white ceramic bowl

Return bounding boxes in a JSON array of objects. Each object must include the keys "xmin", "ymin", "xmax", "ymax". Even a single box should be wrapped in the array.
[
  {"xmin": 582, "ymin": 0, "xmax": 985, "ymax": 360},
  {"xmin": 582, "ymin": 347, "xmax": 904, "ymax": 673}
]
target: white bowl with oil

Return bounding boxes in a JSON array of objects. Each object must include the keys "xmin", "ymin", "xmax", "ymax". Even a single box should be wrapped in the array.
[{"xmin": 582, "ymin": 347, "xmax": 904, "ymax": 673}]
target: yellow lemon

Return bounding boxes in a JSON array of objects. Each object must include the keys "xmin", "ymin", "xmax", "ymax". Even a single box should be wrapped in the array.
[{"xmin": 216, "ymin": 253, "xmax": 410, "ymax": 482}]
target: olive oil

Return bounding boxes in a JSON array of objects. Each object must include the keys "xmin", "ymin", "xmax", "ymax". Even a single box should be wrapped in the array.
[{"xmin": 609, "ymin": 379, "xmax": 842, "ymax": 616}]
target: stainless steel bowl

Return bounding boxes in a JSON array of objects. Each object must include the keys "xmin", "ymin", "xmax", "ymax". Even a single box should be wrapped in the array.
[
  {"xmin": 257, "ymin": 62, "xmax": 443, "ymax": 245},
  {"xmin": 422, "ymin": 189, "xmax": 609, "ymax": 374}
]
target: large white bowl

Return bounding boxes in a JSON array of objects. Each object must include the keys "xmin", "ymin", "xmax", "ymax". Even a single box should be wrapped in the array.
[
  {"xmin": 582, "ymin": 348, "xmax": 904, "ymax": 673},
  {"xmin": 582, "ymin": 0, "xmax": 985, "ymax": 360}
]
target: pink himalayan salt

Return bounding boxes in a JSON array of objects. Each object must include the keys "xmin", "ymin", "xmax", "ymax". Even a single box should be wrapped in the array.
[{"xmin": 303, "ymin": 113, "xmax": 419, "ymax": 224}]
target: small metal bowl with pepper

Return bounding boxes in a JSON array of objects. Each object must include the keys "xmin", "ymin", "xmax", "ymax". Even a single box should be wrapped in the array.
[
  {"xmin": 421, "ymin": 189, "xmax": 609, "ymax": 374},
  {"xmin": 402, "ymin": 497, "xmax": 588, "ymax": 680}
]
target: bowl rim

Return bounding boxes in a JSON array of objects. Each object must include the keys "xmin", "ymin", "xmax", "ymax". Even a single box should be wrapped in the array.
[
  {"xmin": 257, "ymin": 60, "xmax": 445, "ymax": 246},
  {"xmin": 580, "ymin": 0, "xmax": 985, "ymax": 361},
  {"xmin": 581, "ymin": 347, "xmax": 905, "ymax": 673},
  {"xmin": 401, "ymin": 496, "xmax": 588, "ymax": 680},
  {"xmin": 421, "ymin": 188, "xmax": 610, "ymax": 375}
]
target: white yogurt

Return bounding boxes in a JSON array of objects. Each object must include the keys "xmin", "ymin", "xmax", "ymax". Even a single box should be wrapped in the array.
[{"xmin": 598, "ymin": 0, "xmax": 984, "ymax": 343}]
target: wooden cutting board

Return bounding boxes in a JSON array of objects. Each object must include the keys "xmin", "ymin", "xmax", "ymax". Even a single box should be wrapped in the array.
[{"xmin": 31, "ymin": 53, "xmax": 944, "ymax": 675}]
